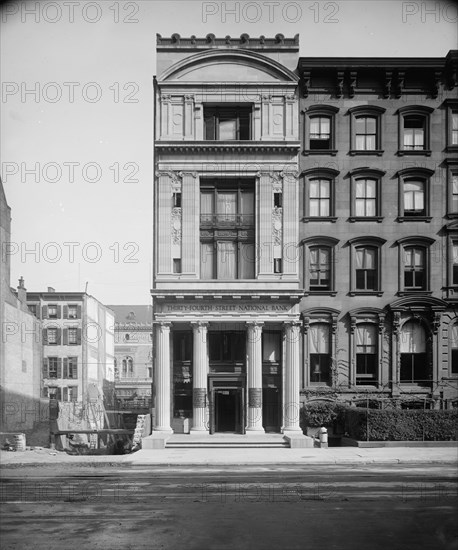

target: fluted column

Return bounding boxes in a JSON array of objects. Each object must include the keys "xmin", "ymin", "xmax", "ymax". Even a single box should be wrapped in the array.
[
  {"xmin": 191, "ymin": 322, "xmax": 208, "ymax": 432},
  {"xmin": 283, "ymin": 322, "xmax": 302, "ymax": 433},
  {"xmin": 154, "ymin": 322, "xmax": 172, "ymax": 432},
  {"xmin": 246, "ymin": 322, "xmax": 264, "ymax": 433}
]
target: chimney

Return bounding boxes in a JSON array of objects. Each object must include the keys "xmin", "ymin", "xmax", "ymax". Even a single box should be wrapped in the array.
[
  {"xmin": 17, "ymin": 276, "xmax": 27, "ymax": 303},
  {"xmin": 47, "ymin": 286, "xmax": 55, "ymax": 293}
]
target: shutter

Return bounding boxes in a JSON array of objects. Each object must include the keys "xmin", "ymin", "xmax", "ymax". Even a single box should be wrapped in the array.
[
  {"xmin": 77, "ymin": 328, "xmax": 82, "ymax": 345},
  {"xmin": 56, "ymin": 305, "xmax": 61, "ymax": 319},
  {"xmin": 42, "ymin": 386, "xmax": 48, "ymax": 398},
  {"xmin": 42, "ymin": 305, "xmax": 48, "ymax": 319},
  {"xmin": 35, "ymin": 304, "xmax": 41, "ymax": 320},
  {"xmin": 72, "ymin": 362, "xmax": 78, "ymax": 379},
  {"xmin": 42, "ymin": 328, "xmax": 48, "ymax": 345},
  {"xmin": 63, "ymin": 387, "xmax": 68, "ymax": 402},
  {"xmin": 56, "ymin": 328, "xmax": 61, "ymax": 345},
  {"xmin": 57, "ymin": 358, "xmax": 62, "ymax": 378},
  {"xmin": 63, "ymin": 305, "xmax": 68, "ymax": 319},
  {"xmin": 56, "ymin": 387, "xmax": 61, "ymax": 401},
  {"xmin": 42, "ymin": 358, "xmax": 48, "ymax": 378},
  {"xmin": 73, "ymin": 386, "xmax": 78, "ymax": 400},
  {"xmin": 76, "ymin": 305, "xmax": 82, "ymax": 319},
  {"xmin": 63, "ymin": 328, "xmax": 68, "ymax": 346},
  {"xmin": 63, "ymin": 358, "xmax": 68, "ymax": 378}
]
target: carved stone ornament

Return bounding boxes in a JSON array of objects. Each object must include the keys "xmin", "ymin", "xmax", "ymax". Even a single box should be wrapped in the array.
[
  {"xmin": 272, "ymin": 208, "xmax": 282, "ymax": 246},
  {"xmin": 171, "ymin": 208, "xmax": 182, "ymax": 244}
]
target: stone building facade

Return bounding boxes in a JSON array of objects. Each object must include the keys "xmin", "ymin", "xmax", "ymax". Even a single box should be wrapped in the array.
[{"xmin": 150, "ymin": 34, "xmax": 458, "ymax": 443}]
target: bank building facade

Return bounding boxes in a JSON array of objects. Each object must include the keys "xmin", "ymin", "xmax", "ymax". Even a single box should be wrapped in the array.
[{"xmin": 148, "ymin": 34, "xmax": 458, "ymax": 447}]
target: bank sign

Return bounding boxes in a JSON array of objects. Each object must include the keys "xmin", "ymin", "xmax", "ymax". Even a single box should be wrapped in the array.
[{"xmin": 156, "ymin": 301, "xmax": 298, "ymax": 319}]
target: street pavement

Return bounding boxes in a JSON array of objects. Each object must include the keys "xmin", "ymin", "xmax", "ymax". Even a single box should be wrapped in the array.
[{"xmin": 1, "ymin": 445, "xmax": 457, "ymax": 468}]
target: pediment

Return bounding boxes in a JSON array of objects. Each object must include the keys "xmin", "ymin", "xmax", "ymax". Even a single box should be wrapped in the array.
[{"xmin": 159, "ymin": 50, "xmax": 298, "ymax": 83}]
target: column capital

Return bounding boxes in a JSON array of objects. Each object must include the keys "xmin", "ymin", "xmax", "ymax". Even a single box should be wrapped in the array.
[
  {"xmin": 246, "ymin": 321, "xmax": 264, "ymax": 328},
  {"xmin": 191, "ymin": 321, "xmax": 209, "ymax": 328}
]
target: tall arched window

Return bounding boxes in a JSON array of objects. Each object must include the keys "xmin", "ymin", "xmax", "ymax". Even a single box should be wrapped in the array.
[
  {"xmin": 122, "ymin": 359, "xmax": 127, "ymax": 375},
  {"xmin": 400, "ymin": 321, "xmax": 429, "ymax": 384},
  {"xmin": 127, "ymin": 357, "xmax": 134, "ymax": 376}
]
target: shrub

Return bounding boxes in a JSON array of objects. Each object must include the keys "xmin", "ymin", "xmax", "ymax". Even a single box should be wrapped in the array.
[
  {"xmin": 344, "ymin": 409, "xmax": 458, "ymax": 441},
  {"xmin": 300, "ymin": 401, "xmax": 345, "ymax": 429}
]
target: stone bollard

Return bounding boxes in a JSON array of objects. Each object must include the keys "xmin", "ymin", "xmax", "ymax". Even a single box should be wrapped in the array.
[{"xmin": 318, "ymin": 427, "xmax": 328, "ymax": 449}]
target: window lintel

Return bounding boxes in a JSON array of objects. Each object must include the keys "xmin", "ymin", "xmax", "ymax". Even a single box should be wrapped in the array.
[
  {"xmin": 395, "ymin": 236, "xmax": 435, "ymax": 246},
  {"xmin": 301, "ymin": 236, "xmax": 339, "ymax": 247},
  {"xmin": 348, "ymin": 105, "xmax": 386, "ymax": 116},
  {"xmin": 396, "ymin": 167, "xmax": 434, "ymax": 178},
  {"xmin": 348, "ymin": 167, "xmax": 386, "ymax": 179},
  {"xmin": 348, "ymin": 236, "xmax": 386, "ymax": 246},
  {"xmin": 305, "ymin": 104, "xmax": 339, "ymax": 115},
  {"xmin": 302, "ymin": 167, "xmax": 339, "ymax": 178},
  {"xmin": 397, "ymin": 105, "xmax": 434, "ymax": 116}
]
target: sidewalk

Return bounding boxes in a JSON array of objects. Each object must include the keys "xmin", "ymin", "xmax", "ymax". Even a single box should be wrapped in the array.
[{"xmin": 1, "ymin": 445, "xmax": 457, "ymax": 468}]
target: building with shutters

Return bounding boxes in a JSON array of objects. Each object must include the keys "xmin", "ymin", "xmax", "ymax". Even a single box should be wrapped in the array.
[
  {"xmin": 26, "ymin": 290, "xmax": 115, "ymax": 410},
  {"xmin": 150, "ymin": 35, "xmax": 458, "ymax": 447}
]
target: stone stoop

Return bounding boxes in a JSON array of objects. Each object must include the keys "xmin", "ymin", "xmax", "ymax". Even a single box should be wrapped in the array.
[{"xmin": 165, "ymin": 434, "xmax": 291, "ymax": 449}]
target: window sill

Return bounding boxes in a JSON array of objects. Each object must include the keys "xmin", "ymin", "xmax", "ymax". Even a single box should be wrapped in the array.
[
  {"xmin": 446, "ymin": 145, "xmax": 458, "ymax": 153},
  {"xmin": 302, "ymin": 217, "xmax": 338, "ymax": 223},
  {"xmin": 303, "ymin": 149, "xmax": 338, "ymax": 156},
  {"xmin": 304, "ymin": 291, "xmax": 337, "ymax": 297},
  {"xmin": 396, "ymin": 290, "xmax": 432, "ymax": 296},
  {"xmin": 397, "ymin": 216, "xmax": 432, "ymax": 223},
  {"xmin": 446, "ymin": 213, "xmax": 458, "ymax": 219},
  {"xmin": 348, "ymin": 216, "xmax": 383, "ymax": 223},
  {"xmin": 349, "ymin": 291, "xmax": 383, "ymax": 297},
  {"xmin": 397, "ymin": 150, "xmax": 431, "ymax": 156},
  {"xmin": 349, "ymin": 150, "xmax": 384, "ymax": 156}
]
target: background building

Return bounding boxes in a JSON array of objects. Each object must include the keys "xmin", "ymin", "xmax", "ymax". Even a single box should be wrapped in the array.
[{"xmin": 0, "ymin": 179, "xmax": 46, "ymax": 444}]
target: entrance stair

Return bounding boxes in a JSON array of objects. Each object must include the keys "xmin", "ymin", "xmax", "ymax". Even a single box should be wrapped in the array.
[{"xmin": 165, "ymin": 433, "xmax": 290, "ymax": 449}]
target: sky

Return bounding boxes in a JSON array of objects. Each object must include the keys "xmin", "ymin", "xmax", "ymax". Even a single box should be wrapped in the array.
[{"xmin": 1, "ymin": 0, "xmax": 457, "ymax": 304}]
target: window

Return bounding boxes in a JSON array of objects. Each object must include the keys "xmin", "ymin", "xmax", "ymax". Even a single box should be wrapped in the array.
[
  {"xmin": 309, "ymin": 179, "xmax": 330, "ymax": 217},
  {"xmin": 446, "ymin": 160, "xmax": 458, "ymax": 217},
  {"xmin": 128, "ymin": 358, "xmax": 133, "ymax": 375},
  {"xmin": 403, "ymin": 180, "xmax": 425, "ymax": 216},
  {"xmin": 65, "ymin": 357, "xmax": 78, "ymax": 379},
  {"xmin": 122, "ymin": 359, "xmax": 127, "ymax": 375},
  {"xmin": 28, "ymin": 304, "xmax": 37, "ymax": 317},
  {"xmin": 349, "ymin": 106, "xmax": 385, "ymax": 155},
  {"xmin": 397, "ymin": 168, "xmax": 433, "ymax": 221},
  {"xmin": 208, "ymin": 332, "xmax": 245, "ymax": 363},
  {"xmin": 398, "ymin": 106, "xmax": 433, "ymax": 155},
  {"xmin": 355, "ymin": 324, "xmax": 378, "ymax": 385},
  {"xmin": 273, "ymin": 258, "xmax": 282, "ymax": 274},
  {"xmin": 400, "ymin": 321, "xmax": 430, "ymax": 384},
  {"xmin": 46, "ymin": 387, "xmax": 61, "ymax": 401},
  {"xmin": 445, "ymin": 99, "xmax": 458, "ymax": 151},
  {"xmin": 200, "ymin": 180, "xmax": 255, "ymax": 279},
  {"xmin": 68, "ymin": 328, "xmax": 78, "ymax": 345},
  {"xmin": 274, "ymin": 192, "xmax": 282, "ymax": 208},
  {"xmin": 204, "ymin": 105, "xmax": 251, "ymax": 140},
  {"xmin": 349, "ymin": 169, "xmax": 384, "ymax": 222},
  {"xmin": 309, "ymin": 324, "xmax": 331, "ymax": 385},
  {"xmin": 349, "ymin": 237, "xmax": 385, "ymax": 295},
  {"xmin": 404, "ymin": 247, "xmax": 425, "ymax": 290},
  {"xmin": 48, "ymin": 305, "xmax": 58, "ymax": 319},
  {"xmin": 262, "ymin": 332, "xmax": 281, "ymax": 363},
  {"xmin": 173, "ymin": 259, "xmax": 182, "ymax": 274},
  {"xmin": 67, "ymin": 305, "xmax": 78, "ymax": 319},
  {"xmin": 46, "ymin": 357, "xmax": 60, "ymax": 379},
  {"xmin": 450, "ymin": 323, "xmax": 458, "ymax": 376},
  {"xmin": 356, "ymin": 247, "xmax": 377, "ymax": 291},
  {"xmin": 47, "ymin": 328, "xmax": 58, "ymax": 345},
  {"xmin": 302, "ymin": 237, "xmax": 339, "ymax": 295},
  {"xmin": 397, "ymin": 237, "xmax": 434, "ymax": 294},
  {"xmin": 310, "ymin": 116, "xmax": 331, "ymax": 149},
  {"xmin": 309, "ymin": 247, "xmax": 331, "ymax": 291},
  {"xmin": 172, "ymin": 192, "xmax": 182, "ymax": 208},
  {"xmin": 453, "ymin": 242, "xmax": 458, "ymax": 287},
  {"xmin": 303, "ymin": 105, "xmax": 339, "ymax": 154},
  {"xmin": 303, "ymin": 169, "xmax": 338, "ymax": 221}
]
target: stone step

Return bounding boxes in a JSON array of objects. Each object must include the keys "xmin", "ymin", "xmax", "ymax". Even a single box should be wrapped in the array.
[{"xmin": 166, "ymin": 442, "xmax": 289, "ymax": 449}]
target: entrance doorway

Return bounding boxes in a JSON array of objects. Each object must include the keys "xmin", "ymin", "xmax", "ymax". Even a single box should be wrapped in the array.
[{"xmin": 209, "ymin": 377, "xmax": 245, "ymax": 434}]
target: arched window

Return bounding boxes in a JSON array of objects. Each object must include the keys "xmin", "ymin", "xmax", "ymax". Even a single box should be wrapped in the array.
[
  {"xmin": 303, "ymin": 105, "xmax": 339, "ymax": 154},
  {"xmin": 349, "ymin": 105, "xmax": 385, "ymax": 154},
  {"xmin": 400, "ymin": 321, "xmax": 429, "ymax": 384},
  {"xmin": 302, "ymin": 168, "xmax": 339, "ymax": 222},
  {"xmin": 397, "ymin": 168, "xmax": 433, "ymax": 222},
  {"xmin": 397, "ymin": 105, "xmax": 433, "ymax": 155},
  {"xmin": 396, "ymin": 236, "xmax": 434, "ymax": 294},
  {"xmin": 302, "ymin": 236, "xmax": 339, "ymax": 295},
  {"xmin": 122, "ymin": 359, "xmax": 127, "ymax": 375},
  {"xmin": 127, "ymin": 357, "xmax": 134, "ymax": 376}
]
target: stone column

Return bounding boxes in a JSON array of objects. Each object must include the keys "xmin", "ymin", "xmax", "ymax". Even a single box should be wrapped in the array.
[
  {"xmin": 283, "ymin": 322, "xmax": 302, "ymax": 433},
  {"xmin": 246, "ymin": 322, "xmax": 264, "ymax": 433},
  {"xmin": 154, "ymin": 322, "xmax": 172, "ymax": 432},
  {"xmin": 191, "ymin": 322, "xmax": 208, "ymax": 432}
]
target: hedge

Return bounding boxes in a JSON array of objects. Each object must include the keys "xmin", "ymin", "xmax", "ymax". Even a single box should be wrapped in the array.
[
  {"xmin": 344, "ymin": 409, "xmax": 458, "ymax": 441},
  {"xmin": 300, "ymin": 401, "xmax": 346, "ymax": 429}
]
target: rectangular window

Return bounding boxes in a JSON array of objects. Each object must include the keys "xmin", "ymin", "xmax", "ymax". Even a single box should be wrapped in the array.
[
  {"xmin": 67, "ymin": 305, "xmax": 77, "ymax": 319},
  {"xmin": 355, "ymin": 179, "xmax": 377, "ymax": 217},
  {"xmin": 47, "ymin": 328, "xmax": 58, "ymax": 344},
  {"xmin": 404, "ymin": 248, "xmax": 425, "ymax": 290},
  {"xmin": 172, "ymin": 192, "xmax": 182, "ymax": 208},
  {"xmin": 404, "ymin": 180, "xmax": 425, "ymax": 215},
  {"xmin": 204, "ymin": 105, "xmax": 251, "ymax": 141},
  {"xmin": 173, "ymin": 259, "xmax": 182, "ymax": 274},
  {"xmin": 355, "ymin": 247, "xmax": 377, "ymax": 290},
  {"xmin": 452, "ymin": 174, "xmax": 458, "ymax": 214},
  {"xmin": 173, "ymin": 331, "xmax": 192, "ymax": 362},
  {"xmin": 262, "ymin": 332, "xmax": 281, "ymax": 362},
  {"xmin": 48, "ymin": 357, "xmax": 59, "ymax": 378},
  {"xmin": 356, "ymin": 325, "xmax": 377, "ymax": 384},
  {"xmin": 273, "ymin": 258, "xmax": 282, "ymax": 274},
  {"xmin": 309, "ymin": 179, "xmax": 330, "ymax": 217},
  {"xmin": 453, "ymin": 243, "xmax": 458, "ymax": 286},
  {"xmin": 200, "ymin": 182, "xmax": 255, "ymax": 280},
  {"xmin": 310, "ymin": 116, "xmax": 331, "ymax": 150},
  {"xmin": 355, "ymin": 116, "xmax": 376, "ymax": 150},
  {"xmin": 68, "ymin": 357, "xmax": 78, "ymax": 379},
  {"xmin": 403, "ymin": 116, "xmax": 425, "ymax": 150},
  {"xmin": 48, "ymin": 305, "xmax": 57, "ymax": 319},
  {"xmin": 309, "ymin": 247, "xmax": 331, "ymax": 290},
  {"xmin": 274, "ymin": 192, "xmax": 282, "ymax": 208},
  {"xmin": 209, "ymin": 332, "xmax": 245, "ymax": 363},
  {"xmin": 452, "ymin": 111, "xmax": 458, "ymax": 146},
  {"xmin": 68, "ymin": 328, "xmax": 77, "ymax": 345},
  {"xmin": 309, "ymin": 324, "xmax": 331, "ymax": 385}
]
